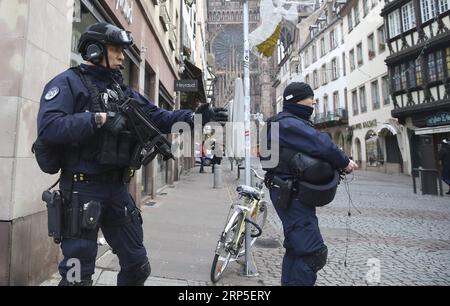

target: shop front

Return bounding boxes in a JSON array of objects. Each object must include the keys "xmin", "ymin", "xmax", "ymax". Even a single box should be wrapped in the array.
[{"xmin": 351, "ymin": 118, "xmax": 404, "ymax": 173}]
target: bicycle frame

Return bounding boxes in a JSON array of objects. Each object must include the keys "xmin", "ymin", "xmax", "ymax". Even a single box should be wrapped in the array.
[{"xmin": 211, "ymin": 168, "xmax": 268, "ymax": 283}]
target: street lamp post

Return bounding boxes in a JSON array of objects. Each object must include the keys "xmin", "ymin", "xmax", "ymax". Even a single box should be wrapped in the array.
[
  {"xmin": 225, "ymin": 0, "xmax": 257, "ymax": 277},
  {"xmin": 242, "ymin": 0, "xmax": 258, "ymax": 277}
]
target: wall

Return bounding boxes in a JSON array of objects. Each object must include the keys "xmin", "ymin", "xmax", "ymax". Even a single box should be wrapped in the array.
[{"xmin": 0, "ymin": 0, "xmax": 73, "ymax": 285}]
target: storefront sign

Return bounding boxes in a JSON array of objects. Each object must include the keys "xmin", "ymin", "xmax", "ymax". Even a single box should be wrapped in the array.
[
  {"xmin": 426, "ymin": 112, "xmax": 450, "ymax": 127},
  {"xmin": 116, "ymin": 0, "xmax": 133, "ymax": 24},
  {"xmin": 175, "ymin": 80, "xmax": 198, "ymax": 92},
  {"xmin": 351, "ymin": 119, "xmax": 377, "ymax": 131}
]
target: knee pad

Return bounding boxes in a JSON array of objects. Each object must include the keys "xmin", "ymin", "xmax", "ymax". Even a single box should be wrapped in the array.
[
  {"xmin": 119, "ymin": 260, "xmax": 151, "ymax": 286},
  {"xmin": 135, "ymin": 260, "xmax": 152, "ymax": 285},
  {"xmin": 303, "ymin": 245, "xmax": 328, "ymax": 273}
]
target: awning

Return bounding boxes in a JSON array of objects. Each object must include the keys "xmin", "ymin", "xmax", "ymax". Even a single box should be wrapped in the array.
[
  {"xmin": 181, "ymin": 60, "xmax": 207, "ymax": 105},
  {"xmin": 415, "ymin": 125, "xmax": 450, "ymax": 135},
  {"xmin": 377, "ymin": 123, "xmax": 400, "ymax": 136}
]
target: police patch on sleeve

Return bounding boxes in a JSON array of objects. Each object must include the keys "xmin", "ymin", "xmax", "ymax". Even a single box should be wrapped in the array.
[{"xmin": 45, "ymin": 87, "xmax": 60, "ymax": 101}]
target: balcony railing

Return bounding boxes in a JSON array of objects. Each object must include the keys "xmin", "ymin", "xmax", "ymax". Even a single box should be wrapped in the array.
[{"xmin": 313, "ymin": 108, "xmax": 348, "ymax": 125}]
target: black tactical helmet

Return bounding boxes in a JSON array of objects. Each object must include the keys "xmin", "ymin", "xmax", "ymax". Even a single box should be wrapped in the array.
[
  {"xmin": 289, "ymin": 151, "xmax": 340, "ymax": 207},
  {"xmin": 78, "ymin": 22, "xmax": 133, "ymax": 63}
]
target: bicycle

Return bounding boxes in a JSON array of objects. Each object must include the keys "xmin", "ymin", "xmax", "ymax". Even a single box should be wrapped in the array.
[{"xmin": 210, "ymin": 168, "xmax": 268, "ymax": 283}]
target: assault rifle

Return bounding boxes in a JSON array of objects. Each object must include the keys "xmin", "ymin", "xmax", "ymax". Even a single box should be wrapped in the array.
[{"xmin": 118, "ymin": 96, "xmax": 174, "ymax": 170}]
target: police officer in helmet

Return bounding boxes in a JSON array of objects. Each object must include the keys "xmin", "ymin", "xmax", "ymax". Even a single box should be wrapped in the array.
[
  {"xmin": 37, "ymin": 22, "xmax": 225, "ymax": 286},
  {"xmin": 262, "ymin": 82, "xmax": 357, "ymax": 286}
]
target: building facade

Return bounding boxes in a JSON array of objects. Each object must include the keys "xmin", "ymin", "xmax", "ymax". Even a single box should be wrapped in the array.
[
  {"xmin": 381, "ymin": 0, "xmax": 450, "ymax": 176},
  {"xmin": 342, "ymin": 0, "xmax": 406, "ymax": 173},
  {"xmin": 0, "ymin": 0, "xmax": 208, "ymax": 285},
  {"xmin": 299, "ymin": 0, "xmax": 351, "ymax": 155}
]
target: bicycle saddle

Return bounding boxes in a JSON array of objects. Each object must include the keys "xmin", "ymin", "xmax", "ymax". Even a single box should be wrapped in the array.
[{"xmin": 236, "ymin": 185, "xmax": 262, "ymax": 200}]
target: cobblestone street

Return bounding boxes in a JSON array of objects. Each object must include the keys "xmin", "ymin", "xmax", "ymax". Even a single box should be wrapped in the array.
[
  {"xmin": 259, "ymin": 170, "xmax": 450, "ymax": 286},
  {"xmin": 40, "ymin": 166, "xmax": 450, "ymax": 286}
]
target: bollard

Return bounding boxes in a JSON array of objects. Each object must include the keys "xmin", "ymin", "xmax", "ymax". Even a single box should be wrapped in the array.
[{"xmin": 213, "ymin": 164, "xmax": 223, "ymax": 188}]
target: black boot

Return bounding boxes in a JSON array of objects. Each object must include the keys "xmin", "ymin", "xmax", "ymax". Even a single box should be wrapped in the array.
[{"xmin": 58, "ymin": 277, "xmax": 93, "ymax": 286}]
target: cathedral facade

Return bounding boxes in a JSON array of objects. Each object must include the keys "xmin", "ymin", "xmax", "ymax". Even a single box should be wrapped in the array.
[{"xmin": 206, "ymin": 0, "xmax": 276, "ymax": 119}]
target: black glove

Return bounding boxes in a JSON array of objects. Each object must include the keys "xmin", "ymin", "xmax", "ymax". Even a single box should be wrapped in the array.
[
  {"xmin": 103, "ymin": 111, "xmax": 127, "ymax": 135},
  {"xmin": 195, "ymin": 103, "xmax": 229, "ymax": 124}
]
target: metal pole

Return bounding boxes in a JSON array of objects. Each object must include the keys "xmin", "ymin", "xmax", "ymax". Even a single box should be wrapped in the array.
[{"xmin": 243, "ymin": 0, "xmax": 258, "ymax": 277}]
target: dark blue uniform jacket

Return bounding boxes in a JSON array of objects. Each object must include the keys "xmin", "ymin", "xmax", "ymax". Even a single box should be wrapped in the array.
[
  {"xmin": 269, "ymin": 111, "xmax": 349, "ymax": 171},
  {"xmin": 37, "ymin": 64, "xmax": 193, "ymax": 174}
]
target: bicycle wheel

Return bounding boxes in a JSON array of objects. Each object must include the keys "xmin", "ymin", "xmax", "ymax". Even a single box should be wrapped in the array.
[{"xmin": 210, "ymin": 211, "xmax": 244, "ymax": 283}]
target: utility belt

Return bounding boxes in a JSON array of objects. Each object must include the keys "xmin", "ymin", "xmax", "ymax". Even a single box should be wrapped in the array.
[
  {"xmin": 42, "ymin": 187, "xmax": 101, "ymax": 243},
  {"xmin": 61, "ymin": 168, "xmax": 135, "ymax": 184},
  {"xmin": 264, "ymin": 174, "xmax": 298, "ymax": 210},
  {"xmin": 42, "ymin": 170, "xmax": 140, "ymax": 244}
]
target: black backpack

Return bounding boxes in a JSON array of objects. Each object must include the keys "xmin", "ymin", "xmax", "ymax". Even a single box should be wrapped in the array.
[
  {"xmin": 32, "ymin": 67, "xmax": 85, "ymax": 175},
  {"xmin": 31, "ymin": 139, "xmax": 63, "ymax": 175}
]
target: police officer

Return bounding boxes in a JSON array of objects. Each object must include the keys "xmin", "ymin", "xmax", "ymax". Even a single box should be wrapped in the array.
[
  {"xmin": 37, "ymin": 22, "xmax": 225, "ymax": 286},
  {"xmin": 263, "ymin": 82, "xmax": 358, "ymax": 286}
]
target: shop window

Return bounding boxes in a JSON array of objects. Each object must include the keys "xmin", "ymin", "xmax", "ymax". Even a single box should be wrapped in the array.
[{"xmin": 365, "ymin": 130, "xmax": 384, "ymax": 167}]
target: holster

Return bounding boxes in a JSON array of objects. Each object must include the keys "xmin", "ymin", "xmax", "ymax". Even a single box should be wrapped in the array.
[
  {"xmin": 271, "ymin": 176, "xmax": 295, "ymax": 210},
  {"xmin": 42, "ymin": 190, "xmax": 63, "ymax": 244}
]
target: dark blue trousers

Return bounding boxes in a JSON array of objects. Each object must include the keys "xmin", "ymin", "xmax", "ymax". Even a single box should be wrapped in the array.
[
  {"xmin": 59, "ymin": 180, "xmax": 148, "ymax": 285},
  {"xmin": 270, "ymin": 189, "xmax": 326, "ymax": 286}
]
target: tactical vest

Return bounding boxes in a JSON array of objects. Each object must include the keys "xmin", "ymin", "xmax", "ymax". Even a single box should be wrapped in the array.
[{"xmin": 75, "ymin": 67, "xmax": 135, "ymax": 170}]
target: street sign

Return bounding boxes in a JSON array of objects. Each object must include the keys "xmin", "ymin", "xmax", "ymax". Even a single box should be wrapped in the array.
[{"xmin": 175, "ymin": 79, "xmax": 198, "ymax": 92}]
